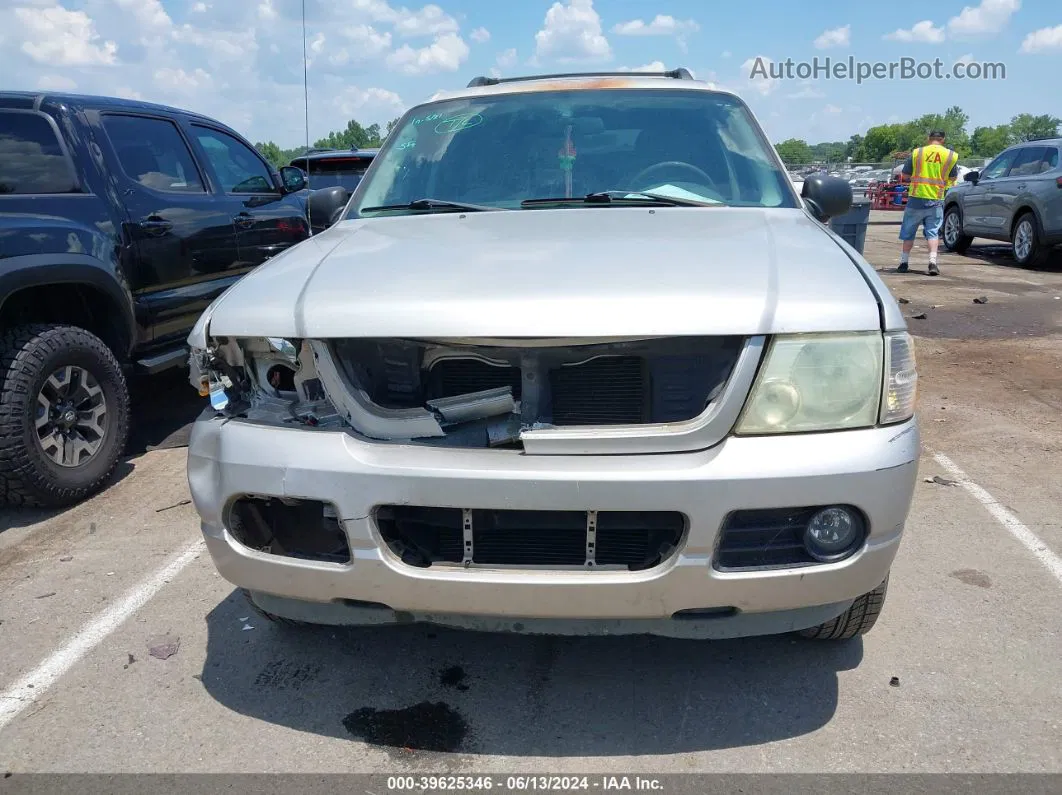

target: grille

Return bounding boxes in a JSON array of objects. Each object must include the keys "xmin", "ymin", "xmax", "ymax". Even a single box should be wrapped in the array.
[
  {"xmin": 550, "ymin": 357, "xmax": 646, "ymax": 425},
  {"xmin": 716, "ymin": 508, "xmax": 859, "ymax": 570},
  {"xmin": 427, "ymin": 359, "xmax": 523, "ymax": 400},
  {"xmin": 376, "ymin": 506, "xmax": 685, "ymax": 570}
]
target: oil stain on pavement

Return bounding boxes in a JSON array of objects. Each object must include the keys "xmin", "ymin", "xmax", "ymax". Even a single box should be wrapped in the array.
[{"xmin": 342, "ymin": 702, "xmax": 469, "ymax": 752}]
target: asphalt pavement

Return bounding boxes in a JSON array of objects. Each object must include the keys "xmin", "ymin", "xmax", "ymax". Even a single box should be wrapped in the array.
[{"xmin": 1, "ymin": 218, "xmax": 1060, "ymax": 775}]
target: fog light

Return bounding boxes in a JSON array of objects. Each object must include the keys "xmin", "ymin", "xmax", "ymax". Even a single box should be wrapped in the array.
[{"xmin": 803, "ymin": 506, "xmax": 862, "ymax": 561}]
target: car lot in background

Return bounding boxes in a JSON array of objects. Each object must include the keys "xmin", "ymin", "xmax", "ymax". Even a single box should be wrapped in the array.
[
  {"xmin": 943, "ymin": 138, "xmax": 1062, "ymax": 267},
  {"xmin": 287, "ymin": 147, "xmax": 378, "ymax": 192}
]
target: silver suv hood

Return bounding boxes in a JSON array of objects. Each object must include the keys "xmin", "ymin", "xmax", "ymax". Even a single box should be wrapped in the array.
[{"xmin": 205, "ymin": 207, "xmax": 883, "ymax": 339}]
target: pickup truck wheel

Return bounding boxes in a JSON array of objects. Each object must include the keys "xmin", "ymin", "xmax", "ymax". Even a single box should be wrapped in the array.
[
  {"xmin": 0, "ymin": 324, "xmax": 130, "ymax": 508},
  {"xmin": 1012, "ymin": 212, "xmax": 1048, "ymax": 267},
  {"xmin": 798, "ymin": 575, "xmax": 889, "ymax": 640},
  {"xmin": 942, "ymin": 206, "xmax": 972, "ymax": 253}
]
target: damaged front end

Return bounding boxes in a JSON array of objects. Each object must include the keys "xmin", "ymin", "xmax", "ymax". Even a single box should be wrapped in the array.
[{"xmin": 190, "ymin": 334, "xmax": 760, "ymax": 454}]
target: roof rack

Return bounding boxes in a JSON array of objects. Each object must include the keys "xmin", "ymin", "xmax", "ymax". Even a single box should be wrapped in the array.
[{"xmin": 466, "ymin": 68, "xmax": 694, "ymax": 88}]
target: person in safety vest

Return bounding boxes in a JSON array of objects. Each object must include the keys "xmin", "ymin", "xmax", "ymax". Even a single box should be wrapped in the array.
[{"xmin": 897, "ymin": 130, "xmax": 959, "ymax": 276}]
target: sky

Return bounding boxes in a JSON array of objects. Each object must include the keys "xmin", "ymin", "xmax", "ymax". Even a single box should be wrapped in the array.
[{"xmin": 1, "ymin": 0, "xmax": 1059, "ymax": 147}]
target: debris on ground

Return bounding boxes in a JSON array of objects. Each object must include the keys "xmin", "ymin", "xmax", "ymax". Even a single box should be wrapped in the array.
[
  {"xmin": 89, "ymin": 522, "xmax": 97, "ymax": 535},
  {"xmin": 59, "ymin": 556, "xmax": 73, "ymax": 562},
  {"xmin": 973, "ymin": 296, "xmax": 989, "ymax": 304},
  {"xmin": 147, "ymin": 634, "xmax": 181, "ymax": 660},
  {"xmin": 898, "ymin": 297, "xmax": 910, "ymax": 304},
  {"xmin": 924, "ymin": 475, "xmax": 958, "ymax": 486},
  {"xmin": 124, "ymin": 653, "xmax": 136, "ymax": 670},
  {"xmin": 155, "ymin": 499, "xmax": 192, "ymax": 513},
  {"xmin": 342, "ymin": 702, "xmax": 468, "ymax": 752},
  {"xmin": 35, "ymin": 592, "xmax": 56, "ymax": 599},
  {"xmin": 241, "ymin": 624, "xmax": 255, "ymax": 631},
  {"xmin": 910, "ymin": 312, "xmax": 928, "ymax": 320},
  {"xmin": 890, "ymin": 677, "xmax": 901, "ymax": 688}
]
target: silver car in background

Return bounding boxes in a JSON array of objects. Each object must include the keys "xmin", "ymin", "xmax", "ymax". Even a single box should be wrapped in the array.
[
  {"xmin": 186, "ymin": 70, "xmax": 919, "ymax": 643},
  {"xmin": 943, "ymin": 139, "xmax": 1062, "ymax": 267}
]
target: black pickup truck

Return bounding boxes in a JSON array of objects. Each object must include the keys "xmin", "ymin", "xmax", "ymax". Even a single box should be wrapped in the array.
[{"xmin": 0, "ymin": 91, "xmax": 311, "ymax": 507}]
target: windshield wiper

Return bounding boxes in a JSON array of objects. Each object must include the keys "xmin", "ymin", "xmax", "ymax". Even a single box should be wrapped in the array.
[
  {"xmin": 521, "ymin": 191, "xmax": 721, "ymax": 208},
  {"xmin": 360, "ymin": 198, "xmax": 503, "ymax": 213}
]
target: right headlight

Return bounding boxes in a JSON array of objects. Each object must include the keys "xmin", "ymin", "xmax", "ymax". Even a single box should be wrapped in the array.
[{"xmin": 736, "ymin": 332, "xmax": 885, "ymax": 435}]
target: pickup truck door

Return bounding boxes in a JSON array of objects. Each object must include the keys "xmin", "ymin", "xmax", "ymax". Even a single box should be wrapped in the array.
[
  {"xmin": 98, "ymin": 112, "xmax": 242, "ymax": 347},
  {"xmin": 187, "ymin": 124, "xmax": 309, "ymax": 268},
  {"xmin": 962, "ymin": 149, "xmax": 1019, "ymax": 236},
  {"xmin": 990, "ymin": 146, "xmax": 1047, "ymax": 235}
]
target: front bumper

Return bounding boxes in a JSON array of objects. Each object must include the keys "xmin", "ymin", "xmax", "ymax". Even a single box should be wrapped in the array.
[{"xmin": 188, "ymin": 413, "xmax": 919, "ymax": 636}]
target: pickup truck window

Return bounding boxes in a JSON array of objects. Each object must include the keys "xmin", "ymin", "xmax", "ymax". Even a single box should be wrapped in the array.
[
  {"xmin": 192, "ymin": 126, "xmax": 276, "ymax": 194},
  {"xmin": 102, "ymin": 115, "xmax": 205, "ymax": 193},
  {"xmin": 0, "ymin": 110, "xmax": 77, "ymax": 194}
]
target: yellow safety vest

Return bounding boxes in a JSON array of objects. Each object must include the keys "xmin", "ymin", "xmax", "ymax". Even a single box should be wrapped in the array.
[{"xmin": 909, "ymin": 144, "xmax": 959, "ymax": 201}]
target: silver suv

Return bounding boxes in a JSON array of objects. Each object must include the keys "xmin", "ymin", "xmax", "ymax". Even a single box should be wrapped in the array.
[
  {"xmin": 943, "ymin": 139, "xmax": 1062, "ymax": 267},
  {"xmin": 186, "ymin": 70, "xmax": 919, "ymax": 642}
]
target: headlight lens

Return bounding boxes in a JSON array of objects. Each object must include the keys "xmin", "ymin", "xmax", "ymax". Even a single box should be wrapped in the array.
[
  {"xmin": 737, "ymin": 333, "xmax": 883, "ymax": 434},
  {"xmin": 880, "ymin": 332, "xmax": 917, "ymax": 424}
]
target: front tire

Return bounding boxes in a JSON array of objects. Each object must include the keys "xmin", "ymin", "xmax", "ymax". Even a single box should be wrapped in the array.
[
  {"xmin": 0, "ymin": 324, "xmax": 130, "ymax": 507},
  {"xmin": 1012, "ymin": 212, "xmax": 1048, "ymax": 267},
  {"xmin": 799, "ymin": 575, "xmax": 889, "ymax": 640},
  {"xmin": 942, "ymin": 205, "xmax": 972, "ymax": 253}
]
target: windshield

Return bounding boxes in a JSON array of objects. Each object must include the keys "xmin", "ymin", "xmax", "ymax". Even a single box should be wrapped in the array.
[
  {"xmin": 295, "ymin": 156, "xmax": 373, "ymax": 190},
  {"xmin": 350, "ymin": 89, "xmax": 797, "ymax": 217}
]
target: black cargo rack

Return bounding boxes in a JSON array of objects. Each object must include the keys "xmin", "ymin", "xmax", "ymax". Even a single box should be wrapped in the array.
[{"xmin": 466, "ymin": 68, "xmax": 695, "ymax": 88}]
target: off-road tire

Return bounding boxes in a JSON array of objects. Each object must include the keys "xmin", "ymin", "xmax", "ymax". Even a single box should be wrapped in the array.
[
  {"xmin": 0, "ymin": 324, "xmax": 130, "ymax": 508},
  {"xmin": 241, "ymin": 589, "xmax": 307, "ymax": 628},
  {"xmin": 1012, "ymin": 211, "xmax": 1049, "ymax": 268},
  {"xmin": 942, "ymin": 205, "xmax": 972, "ymax": 253},
  {"xmin": 799, "ymin": 575, "xmax": 889, "ymax": 640}
]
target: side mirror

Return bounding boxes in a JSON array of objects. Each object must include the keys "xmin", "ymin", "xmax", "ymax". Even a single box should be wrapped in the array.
[
  {"xmin": 306, "ymin": 185, "xmax": 351, "ymax": 232},
  {"xmin": 801, "ymin": 174, "xmax": 853, "ymax": 222},
  {"xmin": 963, "ymin": 171, "xmax": 980, "ymax": 183},
  {"xmin": 279, "ymin": 166, "xmax": 307, "ymax": 194}
]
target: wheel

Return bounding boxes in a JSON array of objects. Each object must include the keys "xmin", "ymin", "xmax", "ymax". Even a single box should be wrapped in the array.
[
  {"xmin": 799, "ymin": 575, "xmax": 889, "ymax": 640},
  {"xmin": 1012, "ymin": 211, "xmax": 1048, "ymax": 267},
  {"xmin": 942, "ymin": 205, "xmax": 972, "ymax": 253},
  {"xmin": 0, "ymin": 324, "xmax": 130, "ymax": 507}
]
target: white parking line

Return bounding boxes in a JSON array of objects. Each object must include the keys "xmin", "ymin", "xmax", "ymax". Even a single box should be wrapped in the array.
[
  {"xmin": 932, "ymin": 451, "xmax": 1062, "ymax": 585},
  {"xmin": 0, "ymin": 539, "xmax": 206, "ymax": 733}
]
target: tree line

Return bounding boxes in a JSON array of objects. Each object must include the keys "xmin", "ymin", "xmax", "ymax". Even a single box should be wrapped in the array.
[
  {"xmin": 775, "ymin": 107, "xmax": 1060, "ymax": 166},
  {"xmin": 255, "ymin": 117, "xmax": 401, "ymax": 169}
]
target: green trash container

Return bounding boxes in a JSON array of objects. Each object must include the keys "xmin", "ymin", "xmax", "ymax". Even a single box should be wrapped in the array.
[{"xmin": 828, "ymin": 197, "xmax": 871, "ymax": 255}]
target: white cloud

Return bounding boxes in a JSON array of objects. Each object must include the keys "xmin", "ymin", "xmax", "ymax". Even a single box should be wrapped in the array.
[
  {"xmin": 172, "ymin": 24, "xmax": 257, "ymax": 60},
  {"xmin": 113, "ymin": 0, "xmax": 172, "ymax": 29},
  {"xmin": 15, "ymin": 5, "xmax": 118, "ymax": 66},
  {"xmin": 534, "ymin": 0, "xmax": 611, "ymax": 63},
  {"xmin": 191, "ymin": 2, "xmax": 208, "ymax": 12},
  {"xmin": 470, "ymin": 27, "xmax": 490, "ymax": 43},
  {"xmin": 1020, "ymin": 25, "xmax": 1062, "ymax": 53},
  {"xmin": 332, "ymin": 86, "xmax": 405, "ymax": 119},
  {"xmin": 885, "ymin": 20, "xmax": 946, "ymax": 43},
  {"xmin": 824, "ymin": 104, "xmax": 843, "ymax": 114},
  {"xmin": 612, "ymin": 15, "xmax": 699, "ymax": 36},
  {"xmin": 496, "ymin": 48, "xmax": 518, "ymax": 68},
  {"xmin": 328, "ymin": 24, "xmax": 392, "ymax": 64},
  {"xmin": 814, "ymin": 25, "xmax": 850, "ymax": 49},
  {"xmin": 742, "ymin": 55, "xmax": 778, "ymax": 95},
  {"xmin": 721, "ymin": 50, "xmax": 731, "ymax": 58},
  {"xmin": 310, "ymin": 32, "xmax": 326, "ymax": 54},
  {"xmin": 618, "ymin": 60, "xmax": 667, "ymax": 72},
  {"xmin": 393, "ymin": 4, "xmax": 459, "ymax": 38},
  {"xmin": 154, "ymin": 66, "xmax": 213, "ymax": 94},
  {"xmin": 36, "ymin": 74, "xmax": 78, "ymax": 91},
  {"xmin": 789, "ymin": 84, "xmax": 825, "ymax": 99},
  {"xmin": 386, "ymin": 32, "xmax": 469, "ymax": 74},
  {"xmin": 955, "ymin": 52, "xmax": 976, "ymax": 64},
  {"xmin": 258, "ymin": 0, "xmax": 278, "ymax": 22},
  {"xmin": 948, "ymin": 0, "xmax": 1020, "ymax": 36}
]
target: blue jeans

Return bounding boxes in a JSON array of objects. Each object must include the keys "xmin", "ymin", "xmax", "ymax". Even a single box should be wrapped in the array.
[{"xmin": 899, "ymin": 199, "xmax": 944, "ymax": 241}]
